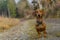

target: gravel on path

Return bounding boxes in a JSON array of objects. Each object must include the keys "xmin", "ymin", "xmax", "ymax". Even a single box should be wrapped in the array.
[{"xmin": 0, "ymin": 19, "xmax": 60, "ymax": 40}]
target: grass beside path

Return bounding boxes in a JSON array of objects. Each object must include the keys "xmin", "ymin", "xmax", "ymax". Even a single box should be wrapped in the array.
[{"xmin": 0, "ymin": 17, "xmax": 20, "ymax": 32}]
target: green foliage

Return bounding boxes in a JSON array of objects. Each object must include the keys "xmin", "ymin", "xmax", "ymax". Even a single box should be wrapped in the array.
[
  {"xmin": 0, "ymin": 0, "xmax": 17, "ymax": 17},
  {"xmin": 0, "ymin": 0, "xmax": 7, "ymax": 11},
  {"xmin": 7, "ymin": 0, "xmax": 16, "ymax": 17},
  {"xmin": 24, "ymin": 0, "xmax": 29, "ymax": 9}
]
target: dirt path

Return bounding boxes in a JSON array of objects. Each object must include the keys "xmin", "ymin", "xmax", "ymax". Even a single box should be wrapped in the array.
[{"xmin": 0, "ymin": 19, "xmax": 60, "ymax": 40}]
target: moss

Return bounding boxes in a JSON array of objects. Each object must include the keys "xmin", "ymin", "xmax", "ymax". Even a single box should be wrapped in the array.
[{"xmin": 55, "ymin": 32, "xmax": 60, "ymax": 37}]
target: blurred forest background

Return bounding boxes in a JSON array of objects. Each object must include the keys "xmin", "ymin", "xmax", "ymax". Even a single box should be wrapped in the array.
[
  {"xmin": 0, "ymin": 0, "xmax": 60, "ymax": 18},
  {"xmin": 0, "ymin": 0, "xmax": 60, "ymax": 39}
]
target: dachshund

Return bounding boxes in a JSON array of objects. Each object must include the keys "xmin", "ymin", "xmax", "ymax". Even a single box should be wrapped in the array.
[{"xmin": 35, "ymin": 10, "xmax": 47, "ymax": 38}]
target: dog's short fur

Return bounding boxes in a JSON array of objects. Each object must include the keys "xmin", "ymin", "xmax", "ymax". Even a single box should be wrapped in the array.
[{"xmin": 35, "ymin": 10, "xmax": 47, "ymax": 38}]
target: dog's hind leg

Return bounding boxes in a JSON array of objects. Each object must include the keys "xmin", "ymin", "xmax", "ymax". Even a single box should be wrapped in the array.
[
  {"xmin": 43, "ymin": 30, "xmax": 47, "ymax": 38},
  {"xmin": 42, "ymin": 22, "xmax": 47, "ymax": 38}
]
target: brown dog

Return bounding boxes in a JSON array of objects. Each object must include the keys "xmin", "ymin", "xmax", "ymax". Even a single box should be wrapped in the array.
[{"xmin": 35, "ymin": 10, "xmax": 47, "ymax": 38}]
